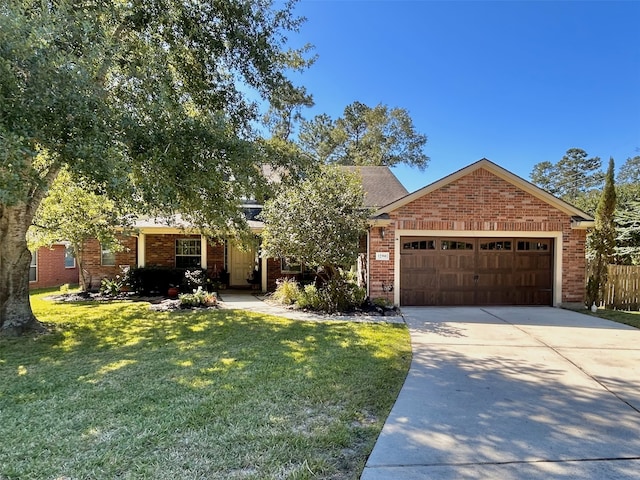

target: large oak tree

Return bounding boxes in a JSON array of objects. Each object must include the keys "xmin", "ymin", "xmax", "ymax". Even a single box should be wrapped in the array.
[{"xmin": 0, "ymin": 0, "xmax": 311, "ymax": 335}]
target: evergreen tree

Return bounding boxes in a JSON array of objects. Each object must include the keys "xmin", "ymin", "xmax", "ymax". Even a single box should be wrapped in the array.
[
  {"xmin": 586, "ymin": 158, "xmax": 617, "ymax": 307},
  {"xmin": 530, "ymin": 148, "xmax": 603, "ymax": 205}
]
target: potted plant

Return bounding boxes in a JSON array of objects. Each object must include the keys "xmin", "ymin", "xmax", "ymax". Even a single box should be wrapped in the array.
[
  {"xmin": 218, "ymin": 268, "xmax": 229, "ymax": 290},
  {"xmin": 167, "ymin": 285, "xmax": 179, "ymax": 298},
  {"xmin": 247, "ymin": 268, "xmax": 261, "ymax": 290}
]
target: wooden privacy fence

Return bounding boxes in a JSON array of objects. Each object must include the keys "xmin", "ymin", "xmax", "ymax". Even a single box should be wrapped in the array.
[{"xmin": 601, "ymin": 265, "xmax": 640, "ymax": 310}]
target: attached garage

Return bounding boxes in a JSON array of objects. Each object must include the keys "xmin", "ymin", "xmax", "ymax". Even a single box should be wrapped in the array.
[
  {"xmin": 366, "ymin": 159, "xmax": 594, "ymax": 307},
  {"xmin": 400, "ymin": 236, "xmax": 553, "ymax": 306}
]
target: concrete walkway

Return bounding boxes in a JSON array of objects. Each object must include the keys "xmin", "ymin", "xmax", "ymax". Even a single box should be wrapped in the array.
[{"xmin": 361, "ymin": 307, "xmax": 640, "ymax": 480}]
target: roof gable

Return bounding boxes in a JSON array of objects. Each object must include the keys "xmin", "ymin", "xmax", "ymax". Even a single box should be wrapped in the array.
[{"xmin": 377, "ymin": 158, "xmax": 594, "ymax": 221}]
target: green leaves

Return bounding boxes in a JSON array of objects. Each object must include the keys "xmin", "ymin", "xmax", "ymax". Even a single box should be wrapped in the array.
[
  {"xmin": 298, "ymin": 101, "xmax": 429, "ymax": 169},
  {"xmin": 529, "ymin": 148, "xmax": 604, "ymax": 203},
  {"xmin": 260, "ymin": 166, "xmax": 372, "ymax": 269},
  {"xmin": 1, "ymin": 0, "xmax": 313, "ymax": 331}
]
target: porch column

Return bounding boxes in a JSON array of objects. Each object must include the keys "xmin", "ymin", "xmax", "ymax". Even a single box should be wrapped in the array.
[
  {"xmin": 200, "ymin": 235, "xmax": 208, "ymax": 269},
  {"xmin": 261, "ymin": 255, "xmax": 268, "ymax": 293},
  {"xmin": 137, "ymin": 233, "xmax": 146, "ymax": 267}
]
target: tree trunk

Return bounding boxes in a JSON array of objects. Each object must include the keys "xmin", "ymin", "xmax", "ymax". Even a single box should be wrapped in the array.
[
  {"xmin": 0, "ymin": 204, "xmax": 45, "ymax": 336},
  {"xmin": 73, "ymin": 242, "xmax": 90, "ymax": 291}
]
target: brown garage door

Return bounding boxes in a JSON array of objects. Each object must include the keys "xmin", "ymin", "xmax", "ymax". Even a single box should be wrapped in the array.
[{"xmin": 400, "ymin": 237, "xmax": 553, "ymax": 306}]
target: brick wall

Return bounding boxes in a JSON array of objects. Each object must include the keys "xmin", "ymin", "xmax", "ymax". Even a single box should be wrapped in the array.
[
  {"xmin": 368, "ymin": 168, "xmax": 588, "ymax": 303},
  {"xmin": 29, "ymin": 245, "xmax": 79, "ymax": 289},
  {"xmin": 80, "ymin": 234, "xmax": 228, "ymax": 290},
  {"xmin": 79, "ymin": 236, "xmax": 138, "ymax": 290},
  {"xmin": 266, "ymin": 257, "xmax": 299, "ymax": 292}
]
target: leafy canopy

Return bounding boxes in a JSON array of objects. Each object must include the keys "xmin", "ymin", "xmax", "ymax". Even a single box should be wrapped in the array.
[
  {"xmin": 0, "ymin": 0, "xmax": 312, "ymax": 333},
  {"xmin": 297, "ymin": 101, "xmax": 429, "ymax": 169},
  {"xmin": 0, "ymin": 0, "xmax": 312, "ymax": 228},
  {"xmin": 260, "ymin": 166, "xmax": 372, "ymax": 270}
]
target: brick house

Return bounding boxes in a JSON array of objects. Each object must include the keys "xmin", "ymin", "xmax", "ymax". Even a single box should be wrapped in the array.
[
  {"xmin": 368, "ymin": 159, "xmax": 593, "ymax": 306},
  {"xmin": 79, "ymin": 159, "xmax": 593, "ymax": 306},
  {"xmin": 29, "ymin": 243, "xmax": 79, "ymax": 289}
]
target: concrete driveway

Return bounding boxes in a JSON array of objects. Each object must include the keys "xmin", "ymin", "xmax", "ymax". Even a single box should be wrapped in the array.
[{"xmin": 361, "ymin": 307, "xmax": 640, "ymax": 480}]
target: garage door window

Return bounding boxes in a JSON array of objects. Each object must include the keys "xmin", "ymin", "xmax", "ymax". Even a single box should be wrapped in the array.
[
  {"xmin": 441, "ymin": 240, "xmax": 473, "ymax": 250},
  {"xmin": 517, "ymin": 240, "xmax": 549, "ymax": 251},
  {"xmin": 403, "ymin": 240, "xmax": 435, "ymax": 250},
  {"xmin": 480, "ymin": 241, "xmax": 512, "ymax": 250}
]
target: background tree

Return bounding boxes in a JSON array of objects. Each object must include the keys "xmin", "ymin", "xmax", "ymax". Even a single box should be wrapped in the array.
[
  {"xmin": 615, "ymin": 196, "xmax": 640, "ymax": 265},
  {"xmin": 617, "ymin": 155, "xmax": 640, "ymax": 184},
  {"xmin": 614, "ymin": 155, "xmax": 640, "ymax": 264},
  {"xmin": 29, "ymin": 169, "xmax": 132, "ymax": 290},
  {"xmin": 297, "ymin": 101, "xmax": 429, "ymax": 169},
  {"xmin": 0, "ymin": 0, "xmax": 311, "ymax": 335},
  {"xmin": 262, "ymin": 85, "xmax": 315, "ymax": 141},
  {"xmin": 260, "ymin": 166, "xmax": 371, "ymax": 280},
  {"xmin": 530, "ymin": 148, "xmax": 604, "ymax": 210},
  {"xmin": 586, "ymin": 158, "xmax": 617, "ymax": 307},
  {"xmin": 529, "ymin": 161, "xmax": 558, "ymax": 195}
]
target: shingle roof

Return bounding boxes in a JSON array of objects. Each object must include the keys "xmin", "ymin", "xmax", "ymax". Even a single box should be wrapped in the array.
[{"xmin": 341, "ymin": 166, "xmax": 408, "ymax": 208}]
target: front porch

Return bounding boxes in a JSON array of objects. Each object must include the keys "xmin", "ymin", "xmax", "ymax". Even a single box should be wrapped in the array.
[{"xmin": 134, "ymin": 231, "xmax": 267, "ymax": 292}]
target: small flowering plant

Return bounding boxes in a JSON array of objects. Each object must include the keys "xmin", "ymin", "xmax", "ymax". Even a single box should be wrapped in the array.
[{"xmin": 179, "ymin": 286, "xmax": 217, "ymax": 308}]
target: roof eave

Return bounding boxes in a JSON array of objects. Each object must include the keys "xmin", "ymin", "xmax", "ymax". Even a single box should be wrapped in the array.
[{"xmin": 571, "ymin": 218, "xmax": 595, "ymax": 230}]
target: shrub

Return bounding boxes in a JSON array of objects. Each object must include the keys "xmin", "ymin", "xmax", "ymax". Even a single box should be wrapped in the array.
[
  {"xmin": 297, "ymin": 284, "xmax": 321, "ymax": 310},
  {"xmin": 179, "ymin": 287, "xmax": 217, "ymax": 308},
  {"xmin": 99, "ymin": 277, "xmax": 122, "ymax": 297},
  {"xmin": 272, "ymin": 272, "xmax": 366, "ymax": 313},
  {"xmin": 99, "ymin": 266, "xmax": 131, "ymax": 297},
  {"xmin": 296, "ymin": 272, "xmax": 366, "ymax": 313},
  {"xmin": 373, "ymin": 297, "xmax": 394, "ymax": 308},
  {"xmin": 272, "ymin": 278, "xmax": 301, "ymax": 305},
  {"xmin": 319, "ymin": 275, "xmax": 366, "ymax": 313},
  {"xmin": 128, "ymin": 266, "xmax": 183, "ymax": 295}
]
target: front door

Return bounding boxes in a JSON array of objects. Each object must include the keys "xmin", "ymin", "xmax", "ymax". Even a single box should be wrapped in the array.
[{"xmin": 229, "ymin": 245, "xmax": 256, "ymax": 288}]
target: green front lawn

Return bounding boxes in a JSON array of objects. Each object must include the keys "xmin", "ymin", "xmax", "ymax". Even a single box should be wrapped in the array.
[
  {"xmin": 0, "ymin": 291, "xmax": 411, "ymax": 480},
  {"xmin": 585, "ymin": 308, "xmax": 640, "ymax": 329}
]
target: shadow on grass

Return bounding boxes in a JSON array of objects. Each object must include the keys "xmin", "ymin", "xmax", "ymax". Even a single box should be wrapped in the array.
[{"xmin": 1, "ymin": 298, "xmax": 411, "ymax": 480}]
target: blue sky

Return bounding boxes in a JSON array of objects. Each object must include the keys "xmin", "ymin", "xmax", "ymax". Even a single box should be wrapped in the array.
[{"xmin": 287, "ymin": 0, "xmax": 640, "ymax": 193}]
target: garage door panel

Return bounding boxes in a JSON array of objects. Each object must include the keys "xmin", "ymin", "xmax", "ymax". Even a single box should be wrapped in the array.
[
  {"xmin": 476, "ymin": 289, "xmax": 513, "ymax": 305},
  {"xmin": 400, "ymin": 236, "xmax": 553, "ymax": 306},
  {"xmin": 477, "ymin": 254, "xmax": 513, "ymax": 270},
  {"xmin": 440, "ymin": 290, "xmax": 473, "ymax": 306},
  {"xmin": 401, "ymin": 286, "xmax": 437, "ymax": 306},
  {"xmin": 478, "ymin": 272, "xmax": 514, "ymax": 287}
]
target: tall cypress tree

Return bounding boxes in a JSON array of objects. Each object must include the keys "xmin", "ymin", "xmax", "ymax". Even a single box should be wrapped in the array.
[{"xmin": 586, "ymin": 158, "xmax": 617, "ymax": 307}]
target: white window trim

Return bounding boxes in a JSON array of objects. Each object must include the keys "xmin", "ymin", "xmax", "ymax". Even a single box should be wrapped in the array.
[
  {"xmin": 101, "ymin": 245, "xmax": 116, "ymax": 266},
  {"xmin": 175, "ymin": 238, "xmax": 202, "ymax": 268},
  {"xmin": 29, "ymin": 250, "xmax": 37, "ymax": 283}
]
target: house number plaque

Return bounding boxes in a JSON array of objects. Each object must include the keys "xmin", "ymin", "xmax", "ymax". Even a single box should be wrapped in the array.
[{"xmin": 375, "ymin": 252, "xmax": 390, "ymax": 261}]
